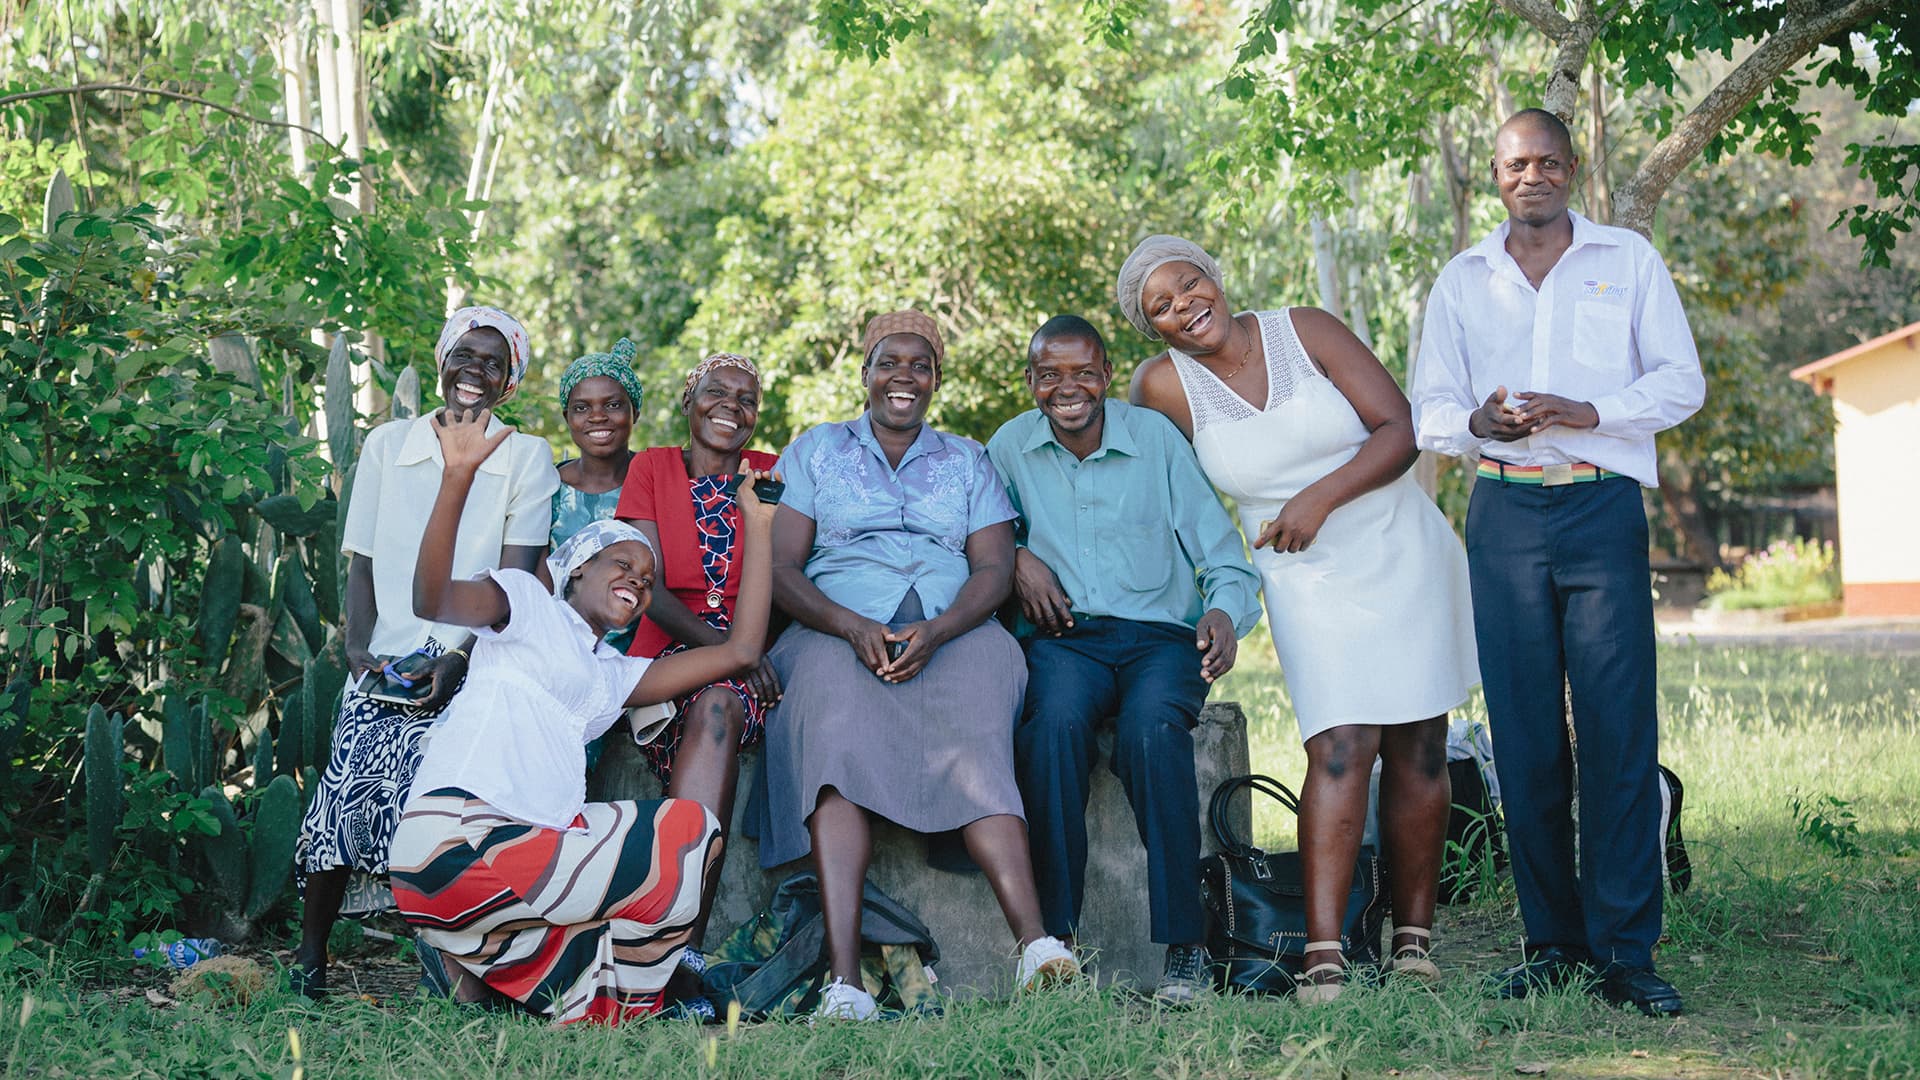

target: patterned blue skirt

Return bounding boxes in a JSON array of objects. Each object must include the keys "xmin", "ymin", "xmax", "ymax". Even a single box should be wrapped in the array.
[{"xmin": 295, "ymin": 644, "xmax": 450, "ymax": 913}]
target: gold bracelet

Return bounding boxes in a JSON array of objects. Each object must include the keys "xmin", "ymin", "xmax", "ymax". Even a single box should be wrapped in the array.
[{"xmin": 445, "ymin": 648, "xmax": 469, "ymax": 662}]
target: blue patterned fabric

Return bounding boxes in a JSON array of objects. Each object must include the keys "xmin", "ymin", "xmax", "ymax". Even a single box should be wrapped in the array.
[
  {"xmin": 550, "ymin": 482, "xmax": 624, "ymax": 549},
  {"xmin": 777, "ymin": 412, "xmax": 1016, "ymax": 623}
]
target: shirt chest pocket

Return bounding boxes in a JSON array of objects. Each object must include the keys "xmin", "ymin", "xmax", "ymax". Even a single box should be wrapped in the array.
[
  {"xmin": 1571, "ymin": 301, "xmax": 1631, "ymax": 372},
  {"xmin": 1110, "ymin": 498, "xmax": 1176, "ymax": 593}
]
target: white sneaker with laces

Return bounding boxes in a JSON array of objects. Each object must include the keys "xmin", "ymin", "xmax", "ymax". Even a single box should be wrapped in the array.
[
  {"xmin": 1014, "ymin": 935, "xmax": 1081, "ymax": 991},
  {"xmin": 812, "ymin": 977, "xmax": 879, "ymax": 1022}
]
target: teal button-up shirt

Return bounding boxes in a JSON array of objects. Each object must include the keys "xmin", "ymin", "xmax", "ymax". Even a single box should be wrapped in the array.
[{"xmin": 985, "ymin": 400, "xmax": 1261, "ymax": 637}]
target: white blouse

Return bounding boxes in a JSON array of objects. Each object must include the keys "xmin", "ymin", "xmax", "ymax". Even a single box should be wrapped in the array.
[
  {"xmin": 407, "ymin": 569, "xmax": 656, "ymax": 831},
  {"xmin": 341, "ymin": 413, "xmax": 559, "ymax": 657}
]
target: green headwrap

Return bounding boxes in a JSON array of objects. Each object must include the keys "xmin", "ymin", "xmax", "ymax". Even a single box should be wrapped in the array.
[{"xmin": 559, "ymin": 338, "xmax": 645, "ymax": 411}]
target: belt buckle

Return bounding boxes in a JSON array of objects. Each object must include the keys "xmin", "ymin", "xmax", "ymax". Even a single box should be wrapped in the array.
[{"xmin": 1541, "ymin": 463, "xmax": 1577, "ymax": 487}]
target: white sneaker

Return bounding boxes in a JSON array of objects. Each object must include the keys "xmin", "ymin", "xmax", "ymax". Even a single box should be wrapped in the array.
[
  {"xmin": 812, "ymin": 977, "xmax": 879, "ymax": 1022},
  {"xmin": 1015, "ymin": 936, "xmax": 1081, "ymax": 991}
]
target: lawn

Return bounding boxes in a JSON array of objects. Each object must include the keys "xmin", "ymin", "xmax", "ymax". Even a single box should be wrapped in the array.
[{"xmin": 2, "ymin": 639, "xmax": 1915, "ymax": 1078}]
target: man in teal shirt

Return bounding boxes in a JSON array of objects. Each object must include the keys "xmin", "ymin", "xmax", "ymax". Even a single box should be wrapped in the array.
[{"xmin": 986, "ymin": 315, "xmax": 1261, "ymax": 1004}]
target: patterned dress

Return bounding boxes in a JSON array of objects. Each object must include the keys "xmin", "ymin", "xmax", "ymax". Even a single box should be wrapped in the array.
[
  {"xmin": 640, "ymin": 473, "xmax": 769, "ymax": 781},
  {"xmin": 616, "ymin": 446, "xmax": 779, "ymax": 785}
]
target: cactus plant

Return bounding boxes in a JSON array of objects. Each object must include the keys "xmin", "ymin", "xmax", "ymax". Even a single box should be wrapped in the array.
[
  {"xmin": 160, "ymin": 695, "xmax": 195, "ymax": 794},
  {"xmin": 195, "ymin": 784, "xmax": 250, "ymax": 906},
  {"xmin": 199, "ymin": 534, "xmax": 246, "ymax": 665},
  {"xmin": 84, "ymin": 704, "xmax": 125, "ymax": 874},
  {"xmin": 274, "ymin": 550, "xmax": 324, "ymax": 654},
  {"xmin": 245, "ymin": 775, "xmax": 301, "ymax": 920},
  {"xmin": 252, "ymin": 725, "xmax": 274, "ymax": 784},
  {"xmin": 325, "ymin": 336, "xmax": 357, "ymax": 483},
  {"xmin": 392, "ymin": 364, "xmax": 421, "ymax": 420},
  {"xmin": 275, "ymin": 682, "xmax": 306, "ymax": 779}
]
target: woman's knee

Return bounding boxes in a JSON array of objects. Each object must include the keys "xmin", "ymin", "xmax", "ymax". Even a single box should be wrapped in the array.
[
  {"xmin": 1305, "ymin": 725, "xmax": 1380, "ymax": 781},
  {"xmin": 686, "ymin": 689, "xmax": 745, "ymax": 747},
  {"xmin": 1381, "ymin": 716, "xmax": 1449, "ymax": 780}
]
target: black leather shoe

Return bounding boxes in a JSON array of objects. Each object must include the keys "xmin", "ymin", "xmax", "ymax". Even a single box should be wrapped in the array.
[
  {"xmin": 1597, "ymin": 966, "xmax": 1684, "ymax": 1017},
  {"xmin": 1489, "ymin": 946, "xmax": 1593, "ymax": 999}
]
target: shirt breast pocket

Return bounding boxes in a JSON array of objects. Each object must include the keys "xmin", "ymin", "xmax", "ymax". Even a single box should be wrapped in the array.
[
  {"xmin": 1114, "ymin": 525, "xmax": 1176, "ymax": 594},
  {"xmin": 1571, "ymin": 300, "xmax": 1631, "ymax": 372}
]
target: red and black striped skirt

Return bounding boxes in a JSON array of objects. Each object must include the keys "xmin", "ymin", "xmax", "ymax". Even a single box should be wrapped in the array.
[{"xmin": 390, "ymin": 788, "xmax": 720, "ymax": 1025}]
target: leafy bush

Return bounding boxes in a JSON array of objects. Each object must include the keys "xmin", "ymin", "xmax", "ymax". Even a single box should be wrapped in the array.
[
  {"xmin": 1704, "ymin": 537, "xmax": 1841, "ymax": 611},
  {"xmin": 0, "ymin": 150, "xmax": 477, "ymax": 948}
]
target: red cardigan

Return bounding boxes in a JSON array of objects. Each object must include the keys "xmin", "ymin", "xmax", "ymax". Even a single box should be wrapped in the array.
[{"xmin": 615, "ymin": 445, "xmax": 780, "ymax": 658}]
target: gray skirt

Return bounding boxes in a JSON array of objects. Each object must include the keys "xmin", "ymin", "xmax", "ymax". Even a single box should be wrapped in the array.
[{"xmin": 756, "ymin": 596, "xmax": 1027, "ymax": 869}]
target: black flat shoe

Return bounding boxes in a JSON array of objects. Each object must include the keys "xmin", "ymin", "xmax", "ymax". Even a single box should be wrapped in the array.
[
  {"xmin": 288, "ymin": 961, "xmax": 328, "ymax": 1000},
  {"xmin": 1489, "ymin": 945, "xmax": 1593, "ymax": 1000},
  {"xmin": 1596, "ymin": 967, "xmax": 1684, "ymax": 1017}
]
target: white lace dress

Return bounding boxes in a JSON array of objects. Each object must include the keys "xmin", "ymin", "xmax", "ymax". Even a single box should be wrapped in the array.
[{"xmin": 1170, "ymin": 309, "xmax": 1478, "ymax": 741}]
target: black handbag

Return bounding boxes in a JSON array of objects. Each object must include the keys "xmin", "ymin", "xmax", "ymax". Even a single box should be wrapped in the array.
[{"xmin": 1198, "ymin": 774, "xmax": 1387, "ymax": 994}]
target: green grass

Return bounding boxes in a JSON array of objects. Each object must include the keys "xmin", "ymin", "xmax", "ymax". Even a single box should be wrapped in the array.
[{"xmin": 3, "ymin": 640, "xmax": 1917, "ymax": 1078}]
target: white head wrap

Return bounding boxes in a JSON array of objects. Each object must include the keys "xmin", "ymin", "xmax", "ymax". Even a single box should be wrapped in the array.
[
  {"xmin": 1115, "ymin": 235, "xmax": 1225, "ymax": 340},
  {"xmin": 435, "ymin": 306, "xmax": 532, "ymax": 402},
  {"xmin": 546, "ymin": 519, "xmax": 655, "ymax": 596}
]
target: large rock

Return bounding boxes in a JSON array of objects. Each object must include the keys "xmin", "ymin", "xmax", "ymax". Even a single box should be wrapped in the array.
[{"xmin": 588, "ymin": 701, "xmax": 1251, "ymax": 997}]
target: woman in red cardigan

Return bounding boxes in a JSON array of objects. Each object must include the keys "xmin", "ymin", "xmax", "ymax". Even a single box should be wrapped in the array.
[{"xmin": 616, "ymin": 353, "xmax": 778, "ymax": 834}]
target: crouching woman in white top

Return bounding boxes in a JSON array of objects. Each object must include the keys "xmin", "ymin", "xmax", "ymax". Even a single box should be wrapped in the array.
[{"xmin": 389, "ymin": 407, "xmax": 775, "ymax": 1026}]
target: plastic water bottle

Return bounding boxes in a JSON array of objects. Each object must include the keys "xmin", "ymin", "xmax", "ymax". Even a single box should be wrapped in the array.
[{"xmin": 133, "ymin": 938, "xmax": 222, "ymax": 969}]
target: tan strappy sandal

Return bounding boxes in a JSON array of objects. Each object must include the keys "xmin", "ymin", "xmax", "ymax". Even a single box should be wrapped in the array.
[
  {"xmin": 1296, "ymin": 940, "xmax": 1345, "ymax": 1004},
  {"xmin": 1385, "ymin": 925, "xmax": 1441, "ymax": 983}
]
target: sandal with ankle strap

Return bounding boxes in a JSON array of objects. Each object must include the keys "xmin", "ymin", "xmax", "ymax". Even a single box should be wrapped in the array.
[
  {"xmin": 1386, "ymin": 925, "xmax": 1441, "ymax": 983},
  {"xmin": 1295, "ymin": 940, "xmax": 1345, "ymax": 1004}
]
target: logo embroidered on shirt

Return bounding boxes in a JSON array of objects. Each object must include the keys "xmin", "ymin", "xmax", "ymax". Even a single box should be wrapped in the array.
[{"xmin": 1581, "ymin": 280, "xmax": 1629, "ymax": 297}]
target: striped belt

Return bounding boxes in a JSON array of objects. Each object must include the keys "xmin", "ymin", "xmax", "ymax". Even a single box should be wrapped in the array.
[{"xmin": 1476, "ymin": 460, "xmax": 1620, "ymax": 486}]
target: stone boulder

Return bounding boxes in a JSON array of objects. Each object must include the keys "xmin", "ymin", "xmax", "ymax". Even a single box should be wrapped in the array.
[{"xmin": 589, "ymin": 701, "xmax": 1251, "ymax": 997}]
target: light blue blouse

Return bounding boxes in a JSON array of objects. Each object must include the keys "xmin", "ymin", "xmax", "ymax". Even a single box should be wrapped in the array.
[{"xmin": 778, "ymin": 413, "xmax": 1017, "ymax": 623}]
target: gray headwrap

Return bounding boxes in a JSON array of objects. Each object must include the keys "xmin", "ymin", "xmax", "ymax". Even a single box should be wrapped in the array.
[
  {"xmin": 1115, "ymin": 235, "xmax": 1225, "ymax": 340},
  {"xmin": 546, "ymin": 519, "xmax": 655, "ymax": 596}
]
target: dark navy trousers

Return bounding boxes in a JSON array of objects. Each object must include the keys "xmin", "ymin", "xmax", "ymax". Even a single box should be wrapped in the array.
[
  {"xmin": 1014, "ymin": 619, "xmax": 1210, "ymax": 946},
  {"xmin": 1466, "ymin": 475, "xmax": 1663, "ymax": 971}
]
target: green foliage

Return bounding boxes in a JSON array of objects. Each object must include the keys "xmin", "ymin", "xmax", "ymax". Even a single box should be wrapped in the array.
[
  {"xmin": 1706, "ymin": 538, "xmax": 1841, "ymax": 612},
  {"xmin": 812, "ymin": 0, "xmax": 931, "ymax": 59},
  {"xmin": 674, "ymin": 0, "xmax": 1245, "ymax": 449},
  {"xmin": 1789, "ymin": 790, "xmax": 1862, "ymax": 859}
]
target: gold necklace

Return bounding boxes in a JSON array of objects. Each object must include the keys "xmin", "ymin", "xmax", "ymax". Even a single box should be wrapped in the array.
[{"xmin": 1210, "ymin": 323, "xmax": 1258, "ymax": 382}]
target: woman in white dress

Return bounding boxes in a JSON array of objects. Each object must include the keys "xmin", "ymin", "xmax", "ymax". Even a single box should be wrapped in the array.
[{"xmin": 1120, "ymin": 235, "xmax": 1477, "ymax": 1001}]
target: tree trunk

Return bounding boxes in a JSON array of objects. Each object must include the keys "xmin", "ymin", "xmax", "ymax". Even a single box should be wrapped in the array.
[
  {"xmin": 312, "ymin": 0, "xmax": 341, "ymax": 147},
  {"xmin": 1657, "ymin": 450, "xmax": 1723, "ymax": 570},
  {"xmin": 272, "ymin": 25, "xmax": 311, "ymax": 176},
  {"xmin": 1585, "ymin": 66, "xmax": 1611, "ymax": 225}
]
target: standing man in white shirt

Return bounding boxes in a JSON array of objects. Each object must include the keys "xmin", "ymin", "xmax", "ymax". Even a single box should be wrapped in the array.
[{"xmin": 1412, "ymin": 108, "xmax": 1704, "ymax": 1018}]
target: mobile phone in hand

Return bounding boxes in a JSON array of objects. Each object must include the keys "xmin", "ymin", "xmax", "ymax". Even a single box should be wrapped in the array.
[
  {"xmin": 357, "ymin": 655, "xmax": 435, "ymax": 707},
  {"xmin": 720, "ymin": 474, "xmax": 785, "ymax": 506},
  {"xmin": 886, "ymin": 639, "xmax": 907, "ymax": 663}
]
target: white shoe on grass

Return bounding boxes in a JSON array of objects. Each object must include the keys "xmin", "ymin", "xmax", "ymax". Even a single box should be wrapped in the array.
[
  {"xmin": 1015, "ymin": 935, "xmax": 1081, "ymax": 991},
  {"xmin": 812, "ymin": 977, "xmax": 879, "ymax": 1022}
]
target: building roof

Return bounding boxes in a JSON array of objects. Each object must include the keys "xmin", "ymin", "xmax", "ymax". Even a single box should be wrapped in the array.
[{"xmin": 1791, "ymin": 319, "xmax": 1920, "ymax": 383}]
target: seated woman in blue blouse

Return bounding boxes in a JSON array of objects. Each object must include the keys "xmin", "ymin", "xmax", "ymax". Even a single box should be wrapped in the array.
[{"xmin": 759, "ymin": 311, "xmax": 1077, "ymax": 1020}]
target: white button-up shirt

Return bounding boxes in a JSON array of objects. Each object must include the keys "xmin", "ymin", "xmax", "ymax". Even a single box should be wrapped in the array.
[
  {"xmin": 341, "ymin": 413, "xmax": 559, "ymax": 657},
  {"xmin": 1411, "ymin": 211, "xmax": 1705, "ymax": 487}
]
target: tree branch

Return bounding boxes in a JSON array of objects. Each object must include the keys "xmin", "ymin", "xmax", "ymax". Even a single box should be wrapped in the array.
[
  {"xmin": 1494, "ymin": 0, "xmax": 1571, "ymax": 38},
  {"xmin": 1612, "ymin": 0, "xmax": 1896, "ymax": 235},
  {"xmin": 0, "ymin": 82, "xmax": 342, "ymax": 153}
]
